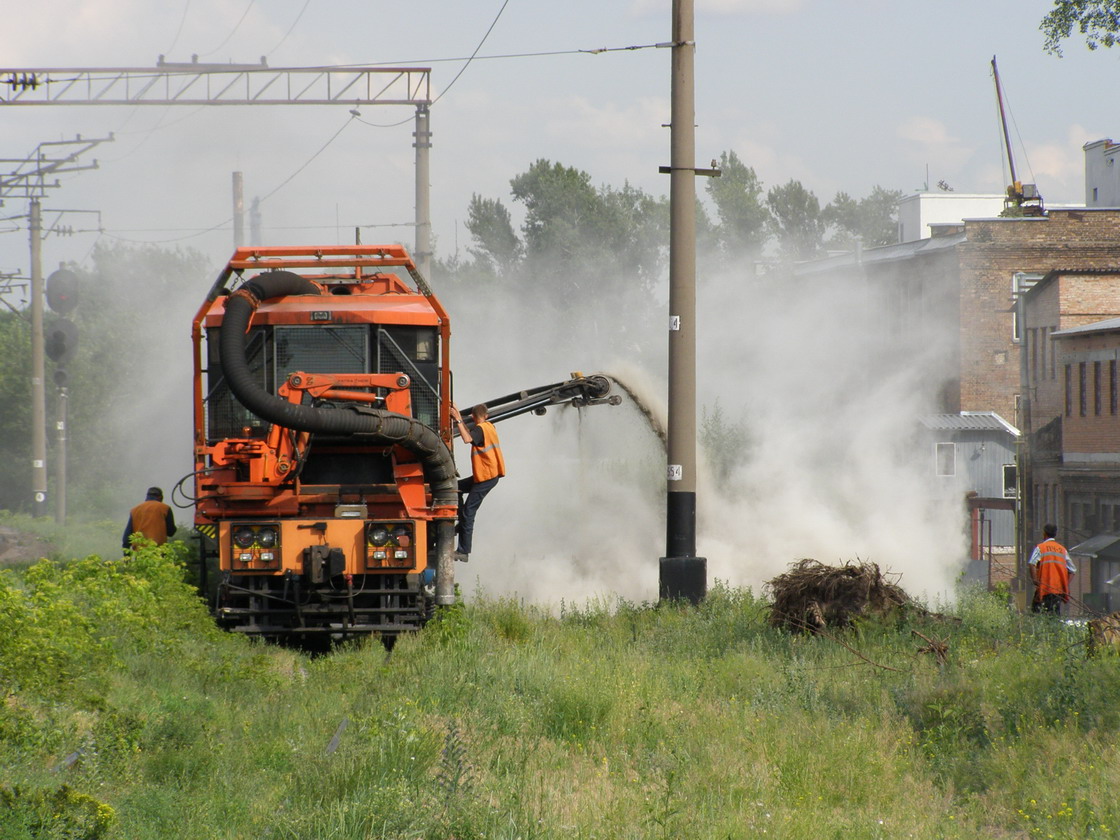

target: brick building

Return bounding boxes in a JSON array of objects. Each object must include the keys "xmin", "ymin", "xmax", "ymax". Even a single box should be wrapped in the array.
[
  {"xmin": 797, "ymin": 208, "xmax": 1120, "ymax": 423},
  {"xmin": 1020, "ymin": 282, "xmax": 1120, "ymax": 612},
  {"xmin": 795, "ymin": 209, "xmax": 1120, "ymax": 602}
]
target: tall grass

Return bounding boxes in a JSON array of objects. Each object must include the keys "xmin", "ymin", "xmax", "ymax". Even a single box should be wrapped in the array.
[{"xmin": 2, "ymin": 553, "xmax": 1119, "ymax": 839}]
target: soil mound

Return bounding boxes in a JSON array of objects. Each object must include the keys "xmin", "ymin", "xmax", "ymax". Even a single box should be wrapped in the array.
[
  {"xmin": 0, "ymin": 525, "xmax": 57, "ymax": 567},
  {"xmin": 767, "ymin": 558, "xmax": 911, "ymax": 633}
]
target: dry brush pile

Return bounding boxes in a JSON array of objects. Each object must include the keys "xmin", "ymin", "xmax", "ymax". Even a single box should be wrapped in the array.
[{"xmin": 767, "ymin": 558, "xmax": 914, "ymax": 633}]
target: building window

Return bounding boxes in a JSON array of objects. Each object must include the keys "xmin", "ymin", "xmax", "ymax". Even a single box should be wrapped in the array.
[
  {"xmin": 1096, "ymin": 361, "xmax": 1103, "ymax": 415},
  {"xmin": 1065, "ymin": 364, "xmax": 1072, "ymax": 416},
  {"xmin": 936, "ymin": 442, "xmax": 956, "ymax": 477},
  {"xmin": 1081, "ymin": 362, "xmax": 1088, "ymax": 417},
  {"xmin": 1003, "ymin": 464, "xmax": 1017, "ymax": 498},
  {"xmin": 1011, "ymin": 272, "xmax": 1043, "ymax": 343},
  {"xmin": 1041, "ymin": 327, "xmax": 1048, "ymax": 380},
  {"xmin": 1112, "ymin": 360, "xmax": 1118, "ymax": 415},
  {"xmin": 1043, "ymin": 327, "xmax": 1052, "ymax": 380}
]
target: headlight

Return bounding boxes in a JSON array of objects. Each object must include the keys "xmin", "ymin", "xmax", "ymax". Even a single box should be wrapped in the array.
[
  {"xmin": 257, "ymin": 527, "xmax": 277, "ymax": 548},
  {"xmin": 233, "ymin": 526, "xmax": 256, "ymax": 548},
  {"xmin": 392, "ymin": 525, "xmax": 412, "ymax": 547},
  {"xmin": 369, "ymin": 526, "xmax": 390, "ymax": 546}
]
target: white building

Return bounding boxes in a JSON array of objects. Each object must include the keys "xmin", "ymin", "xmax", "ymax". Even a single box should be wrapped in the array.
[
  {"xmin": 896, "ymin": 192, "xmax": 1006, "ymax": 243},
  {"xmin": 1084, "ymin": 138, "xmax": 1120, "ymax": 207}
]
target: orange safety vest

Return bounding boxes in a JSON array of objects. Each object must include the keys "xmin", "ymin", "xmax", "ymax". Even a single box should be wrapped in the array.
[
  {"xmin": 471, "ymin": 420, "xmax": 506, "ymax": 482},
  {"xmin": 1034, "ymin": 538, "xmax": 1071, "ymax": 599},
  {"xmin": 129, "ymin": 500, "xmax": 173, "ymax": 545}
]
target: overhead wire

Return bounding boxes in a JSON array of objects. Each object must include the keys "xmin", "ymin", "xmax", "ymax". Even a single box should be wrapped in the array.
[
  {"xmin": 165, "ymin": 0, "xmax": 194, "ymax": 57},
  {"xmin": 200, "ymin": 0, "xmax": 257, "ymax": 58},
  {"xmin": 26, "ymin": 6, "xmax": 670, "ymax": 248},
  {"xmin": 266, "ymin": 0, "xmax": 313, "ymax": 58},
  {"xmin": 100, "ymin": 112, "xmax": 359, "ymax": 243},
  {"xmin": 431, "ymin": 0, "xmax": 511, "ymax": 106}
]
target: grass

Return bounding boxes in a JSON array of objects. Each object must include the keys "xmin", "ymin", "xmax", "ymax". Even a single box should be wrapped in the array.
[{"xmin": 2, "ymin": 545, "xmax": 1119, "ymax": 839}]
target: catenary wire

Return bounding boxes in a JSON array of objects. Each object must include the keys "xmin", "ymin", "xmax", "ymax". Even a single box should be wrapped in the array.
[
  {"xmin": 200, "ymin": 0, "xmax": 257, "ymax": 58},
  {"xmin": 266, "ymin": 0, "xmax": 313, "ymax": 58}
]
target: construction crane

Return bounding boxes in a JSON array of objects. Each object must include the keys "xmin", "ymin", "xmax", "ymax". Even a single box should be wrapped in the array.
[{"xmin": 992, "ymin": 56, "xmax": 1044, "ymax": 217}]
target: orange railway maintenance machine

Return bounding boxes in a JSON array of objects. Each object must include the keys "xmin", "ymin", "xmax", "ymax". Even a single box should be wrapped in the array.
[{"xmin": 189, "ymin": 245, "xmax": 617, "ymax": 644}]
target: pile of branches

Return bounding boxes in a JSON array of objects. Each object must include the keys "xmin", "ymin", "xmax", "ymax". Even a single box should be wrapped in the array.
[{"xmin": 767, "ymin": 558, "xmax": 912, "ymax": 633}]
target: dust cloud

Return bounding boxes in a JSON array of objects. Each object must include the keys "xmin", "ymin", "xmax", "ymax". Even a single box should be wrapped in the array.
[
  {"xmin": 445, "ymin": 262, "xmax": 969, "ymax": 608},
  {"xmin": 93, "ymin": 240, "xmax": 969, "ymax": 607}
]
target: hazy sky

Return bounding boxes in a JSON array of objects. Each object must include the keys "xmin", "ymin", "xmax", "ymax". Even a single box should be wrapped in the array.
[{"xmin": 0, "ymin": 0, "xmax": 1113, "ymax": 284}]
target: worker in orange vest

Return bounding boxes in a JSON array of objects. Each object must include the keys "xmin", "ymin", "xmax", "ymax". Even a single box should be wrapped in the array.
[
  {"xmin": 122, "ymin": 486, "xmax": 177, "ymax": 550},
  {"xmin": 1029, "ymin": 523, "xmax": 1076, "ymax": 615},
  {"xmin": 449, "ymin": 403, "xmax": 505, "ymax": 562}
]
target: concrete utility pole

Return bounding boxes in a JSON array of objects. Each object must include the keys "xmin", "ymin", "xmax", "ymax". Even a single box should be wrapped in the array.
[
  {"xmin": 413, "ymin": 104, "xmax": 432, "ymax": 279},
  {"xmin": 660, "ymin": 0, "xmax": 707, "ymax": 602},
  {"xmin": 1, "ymin": 64, "xmax": 434, "ymax": 274},
  {"xmin": 28, "ymin": 198, "xmax": 46, "ymax": 515}
]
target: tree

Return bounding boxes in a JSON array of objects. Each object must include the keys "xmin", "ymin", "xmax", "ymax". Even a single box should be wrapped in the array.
[
  {"xmin": 766, "ymin": 179, "xmax": 825, "ymax": 261},
  {"xmin": 705, "ymin": 150, "xmax": 771, "ymax": 259},
  {"xmin": 823, "ymin": 185, "xmax": 904, "ymax": 249},
  {"xmin": 505, "ymin": 159, "xmax": 667, "ymax": 303},
  {"xmin": 0, "ymin": 242, "xmax": 210, "ymax": 517},
  {"xmin": 0, "ymin": 312, "xmax": 32, "ymax": 511},
  {"xmin": 465, "ymin": 194, "xmax": 521, "ymax": 277},
  {"xmin": 1041, "ymin": 0, "xmax": 1120, "ymax": 54}
]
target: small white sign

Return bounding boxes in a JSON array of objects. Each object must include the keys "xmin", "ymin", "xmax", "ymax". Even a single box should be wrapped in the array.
[
  {"xmin": 667, "ymin": 464, "xmax": 683, "ymax": 481},
  {"xmin": 34, "ymin": 492, "xmax": 46, "ymax": 503},
  {"xmin": 669, "ymin": 315, "xmax": 680, "ymax": 331},
  {"xmin": 32, "ymin": 460, "xmax": 44, "ymax": 469}
]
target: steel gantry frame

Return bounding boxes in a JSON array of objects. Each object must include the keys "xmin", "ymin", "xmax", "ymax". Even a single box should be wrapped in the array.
[{"xmin": 0, "ymin": 63, "xmax": 435, "ymax": 273}]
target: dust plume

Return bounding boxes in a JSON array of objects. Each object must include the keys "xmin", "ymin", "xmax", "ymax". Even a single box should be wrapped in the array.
[{"xmin": 442, "ymin": 260, "xmax": 969, "ymax": 607}]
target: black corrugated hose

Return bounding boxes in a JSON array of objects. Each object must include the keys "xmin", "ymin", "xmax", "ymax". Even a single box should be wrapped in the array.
[{"xmin": 217, "ymin": 271, "xmax": 458, "ymax": 507}]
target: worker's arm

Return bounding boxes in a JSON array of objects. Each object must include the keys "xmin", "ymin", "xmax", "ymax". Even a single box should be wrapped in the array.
[
  {"xmin": 122, "ymin": 516, "xmax": 134, "ymax": 550},
  {"xmin": 450, "ymin": 404, "xmax": 473, "ymax": 445},
  {"xmin": 166, "ymin": 508, "xmax": 177, "ymax": 538}
]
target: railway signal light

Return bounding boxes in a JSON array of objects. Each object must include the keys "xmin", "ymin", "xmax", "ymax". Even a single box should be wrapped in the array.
[
  {"xmin": 46, "ymin": 268, "xmax": 79, "ymax": 314},
  {"xmin": 45, "ymin": 319, "xmax": 78, "ymax": 365}
]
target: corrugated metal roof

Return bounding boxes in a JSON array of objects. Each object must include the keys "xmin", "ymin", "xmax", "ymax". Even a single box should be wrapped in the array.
[
  {"xmin": 919, "ymin": 411, "xmax": 1019, "ymax": 436},
  {"xmin": 794, "ymin": 232, "xmax": 965, "ymax": 276},
  {"xmin": 1052, "ymin": 316, "xmax": 1120, "ymax": 338},
  {"xmin": 1069, "ymin": 534, "xmax": 1120, "ymax": 559}
]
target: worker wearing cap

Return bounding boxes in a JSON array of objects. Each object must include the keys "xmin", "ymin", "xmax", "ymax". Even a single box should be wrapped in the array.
[
  {"xmin": 122, "ymin": 486, "xmax": 177, "ymax": 550},
  {"xmin": 449, "ymin": 403, "xmax": 505, "ymax": 562},
  {"xmin": 1029, "ymin": 523, "xmax": 1076, "ymax": 615}
]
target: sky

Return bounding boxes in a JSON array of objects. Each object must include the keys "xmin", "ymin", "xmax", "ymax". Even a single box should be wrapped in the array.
[
  {"xmin": 0, "ymin": 0, "xmax": 1115, "ymax": 281},
  {"xmin": 1, "ymin": 0, "xmax": 1113, "ymax": 603}
]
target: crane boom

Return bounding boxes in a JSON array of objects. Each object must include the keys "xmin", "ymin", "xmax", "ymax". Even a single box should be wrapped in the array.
[{"xmin": 991, "ymin": 56, "xmax": 1044, "ymax": 216}]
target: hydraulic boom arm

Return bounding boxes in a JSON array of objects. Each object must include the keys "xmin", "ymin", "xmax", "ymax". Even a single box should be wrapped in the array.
[{"xmin": 461, "ymin": 373, "xmax": 620, "ymax": 428}]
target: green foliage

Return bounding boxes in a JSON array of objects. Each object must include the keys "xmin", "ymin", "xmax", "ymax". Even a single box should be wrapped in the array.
[
  {"xmin": 699, "ymin": 399, "xmax": 751, "ymax": 483},
  {"xmin": 705, "ymin": 150, "xmax": 771, "ymax": 259},
  {"xmin": 0, "ymin": 242, "xmax": 208, "ymax": 518},
  {"xmin": 4, "ymin": 566, "xmax": 1119, "ymax": 839},
  {"xmin": 823, "ymin": 185, "xmax": 905, "ymax": 248},
  {"xmin": 1041, "ymin": 0, "xmax": 1120, "ymax": 54},
  {"xmin": 767, "ymin": 178, "xmax": 826, "ymax": 261},
  {"xmin": 466, "ymin": 193, "xmax": 521, "ymax": 277},
  {"xmin": 0, "ymin": 785, "xmax": 116, "ymax": 840},
  {"xmin": 0, "ymin": 313, "xmax": 32, "ymax": 511}
]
